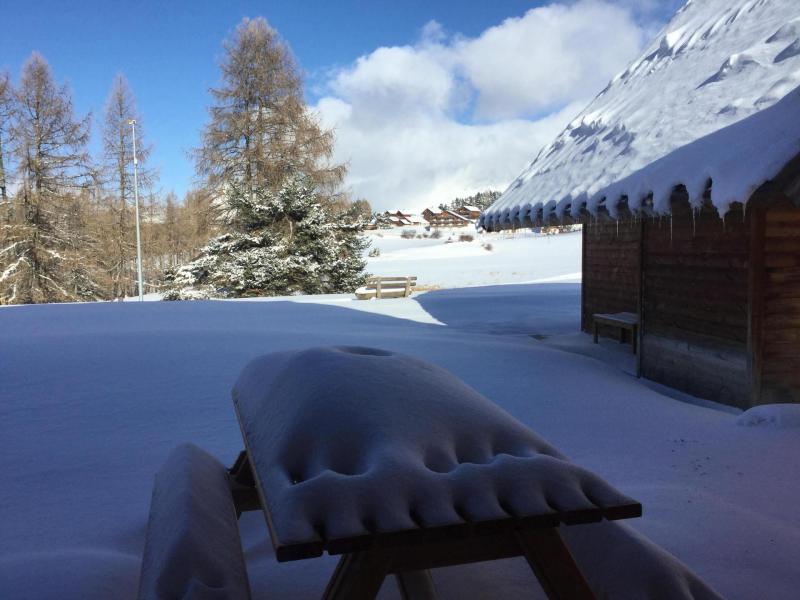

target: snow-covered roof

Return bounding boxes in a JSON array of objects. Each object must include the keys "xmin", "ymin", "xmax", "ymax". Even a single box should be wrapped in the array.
[
  {"xmin": 461, "ymin": 205, "xmax": 482, "ymax": 212},
  {"xmin": 445, "ymin": 210, "xmax": 471, "ymax": 221},
  {"xmin": 482, "ymin": 0, "xmax": 800, "ymax": 230}
]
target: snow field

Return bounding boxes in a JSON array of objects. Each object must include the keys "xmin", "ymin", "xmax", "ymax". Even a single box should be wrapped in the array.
[
  {"xmin": 1, "ymin": 282, "xmax": 799, "ymax": 598},
  {"xmin": 364, "ymin": 228, "xmax": 582, "ymax": 289}
]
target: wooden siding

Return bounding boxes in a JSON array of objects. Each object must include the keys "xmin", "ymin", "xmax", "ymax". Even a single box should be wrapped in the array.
[
  {"xmin": 640, "ymin": 202, "xmax": 751, "ymax": 408},
  {"xmin": 581, "ymin": 219, "xmax": 641, "ymax": 335},
  {"xmin": 755, "ymin": 200, "xmax": 800, "ymax": 404}
]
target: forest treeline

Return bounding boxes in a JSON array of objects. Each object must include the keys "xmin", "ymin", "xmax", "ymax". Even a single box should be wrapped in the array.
[{"xmin": 0, "ymin": 17, "xmax": 370, "ymax": 304}]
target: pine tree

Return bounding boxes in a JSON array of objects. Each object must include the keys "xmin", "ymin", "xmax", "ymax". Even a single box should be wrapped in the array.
[
  {"xmin": 167, "ymin": 16, "xmax": 365, "ymax": 300},
  {"xmin": 0, "ymin": 53, "xmax": 98, "ymax": 304},
  {"xmin": 165, "ymin": 176, "xmax": 367, "ymax": 300},
  {"xmin": 195, "ymin": 17, "xmax": 344, "ymax": 199},
  {"xmin": 183, "ymin": 187, "xmax": 216, "ymax": 254}
]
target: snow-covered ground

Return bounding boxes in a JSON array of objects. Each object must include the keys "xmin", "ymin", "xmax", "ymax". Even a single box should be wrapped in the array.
[
  {"xmin": 364, "ymin": 228, "xmax": 582, "ymax": 289},
  {"xmin": 1, "ymin": 272, "xmax": 799, "ymax": 598}
]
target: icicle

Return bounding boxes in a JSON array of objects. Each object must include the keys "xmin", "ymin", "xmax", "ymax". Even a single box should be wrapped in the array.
[
  {"xmin": 670, "ymin": 214, "xmax": 673, "ymax": 244},
  {"xmin": 692, "ymin": 208, "xmax": 697, "ymax": 238},
  {"xmin": 616, "ymin": 219, "xmax": 619, "ymax": 238}
]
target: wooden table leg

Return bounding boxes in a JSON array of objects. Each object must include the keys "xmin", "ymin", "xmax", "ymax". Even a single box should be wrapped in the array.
[
  {"xmin": 395, "ymin": 570, "xmax": 438, "ymax": 600},
  {"xmin": 227, "ymin": 450, "xmax": 261, "ymax": 517},
  {"xmin": 322, "ymin": 549, "xmax": 393, "ymax": 600},
  {"xmin": 516, "ymin": 528, "xmax": 596, "ymax": 600}
]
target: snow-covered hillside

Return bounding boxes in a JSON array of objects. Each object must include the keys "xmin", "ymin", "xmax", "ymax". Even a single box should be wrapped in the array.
[
  {"xmin": 484, "ymin": 0, "xmax": 800, "ymax": 225},
  {"xmin": 364, "ymin": 228, "xmax": 581, "ymax": 289},
  {"xmin": 1, "ymin": 289, "xmax": 799, "ymax": 599}
]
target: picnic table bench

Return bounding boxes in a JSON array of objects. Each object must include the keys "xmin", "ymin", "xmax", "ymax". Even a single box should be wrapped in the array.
[
  {"xmin": 355, "ymin": 276, "xmax": 417, "ymax": 300},
  {"xmin": 592, "ymin": 312, "xmax": 639, "ymax": 354},
  {"xmin": 138, "ymin": 347, "xmax": 722, "ymax": 600}
]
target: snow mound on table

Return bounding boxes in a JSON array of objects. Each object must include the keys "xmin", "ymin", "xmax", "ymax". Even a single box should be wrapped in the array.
[
  {"xmin": 233, "ymin": 346, "xmax": 720, "ymax": 598},
  {"xmin": 482, "ymin": 0, "xmax": 800, "ymax": 227},
  {"xmin": 737, "ymin": 403, "xmax": 800, "ymax": 428}
]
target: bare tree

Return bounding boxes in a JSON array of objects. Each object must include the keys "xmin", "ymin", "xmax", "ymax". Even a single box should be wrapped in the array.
[
  {"xmin": 0, "ymin": 53, "xmax": 96, "ymax": 304},
  {"xmin": 100, "ymin": 74, "xmax": 154, "ymax": 298},
  {"xmin": 195, "ymin": 16, "xmax": 345, "ymax": 210},
  {"xmin": 0, "ymin": 72, "xmax": 13, "ymax": 207}
]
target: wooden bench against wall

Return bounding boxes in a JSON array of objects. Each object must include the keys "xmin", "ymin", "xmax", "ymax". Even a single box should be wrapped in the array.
[
  {"xmin": 355, "ymin": 276, "xmax": 417, "ymax": 300},
  {"xmin": 592, "ymin": 312, "xmax": 639, "ymax": 354}
]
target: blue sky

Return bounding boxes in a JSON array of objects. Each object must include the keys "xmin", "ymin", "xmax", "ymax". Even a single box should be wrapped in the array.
[{"xmin": 0, "ymin": 0, "xmax": 681, "ymax": 207}]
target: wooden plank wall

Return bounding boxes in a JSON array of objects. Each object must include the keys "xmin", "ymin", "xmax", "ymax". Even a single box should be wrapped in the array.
[
  {"xmin": 640, "ymin": 202, "xmax": 751, "ymax": 408},
  {"xmin": 581, "ymin": 219, "xmax": 641, "ymax": 335},
  {"xmin": 756, "ymin": 200, "xmax": 800, "ymax": 403}
]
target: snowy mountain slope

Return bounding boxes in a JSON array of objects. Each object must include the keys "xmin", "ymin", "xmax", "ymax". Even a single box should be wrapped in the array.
[{"xmin": 483, "ymin": 0, "xmax": 800, "ymax": 227}]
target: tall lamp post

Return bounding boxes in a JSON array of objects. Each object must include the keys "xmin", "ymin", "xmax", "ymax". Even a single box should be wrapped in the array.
[{"xmin": 129, "ymin": 119, "xmax": 144, "ymax": 301}]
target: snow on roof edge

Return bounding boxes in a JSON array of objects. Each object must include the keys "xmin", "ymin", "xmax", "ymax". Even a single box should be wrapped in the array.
[{"xmin": 481, "ymin": 86, "xmax": 800, "ymax": 230}]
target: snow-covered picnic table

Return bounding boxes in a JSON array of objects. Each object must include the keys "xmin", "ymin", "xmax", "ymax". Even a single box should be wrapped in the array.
[{"xmin": 216, "ymin": 346, "xmax": 714, "ymax": 599}]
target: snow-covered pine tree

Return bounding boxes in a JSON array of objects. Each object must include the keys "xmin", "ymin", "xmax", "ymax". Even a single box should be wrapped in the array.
[{"xmin": 164, "ymin": 176, "xmax": 367, "ymax": 299}]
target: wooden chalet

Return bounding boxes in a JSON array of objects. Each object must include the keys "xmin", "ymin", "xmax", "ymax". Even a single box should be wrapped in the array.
[
  {"xmin": 482, "ymin": 153, "xmax": 800, "ymax": 409},
  {"xmin": 422, "ymin": 208, "xmax": 471, "ymax": 228},
  {"xmin": 455, "ymin": 205, "xmax": 482, "ymax": 220},
  {"xmin": 479, "ymin": 1, "xmax": 800, "ymax": 410},
  {"xmin": 383, "ymin": 210, "xmax": 423, "ymax": 227}
]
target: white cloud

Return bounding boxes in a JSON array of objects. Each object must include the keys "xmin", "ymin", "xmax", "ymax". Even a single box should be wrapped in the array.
[{"xmin": 313, "ymin": 0, "xmax": 655, "ymax": 212}]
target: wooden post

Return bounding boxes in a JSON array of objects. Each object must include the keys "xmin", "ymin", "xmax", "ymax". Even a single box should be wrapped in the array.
[
  {"xmin": 395, "ymin": 570, "xmax": 438, "ymax": 600},
  {"xmin": 376, "ymin": 278, "xmax": 382, "ymax": 299},
  {"xmin": 323, "ymin": 550, "xmax": 392, "ymax": 600},
  {"xmin": 516, "ymin": 529, "xmax": 596, "ymax": 600}
]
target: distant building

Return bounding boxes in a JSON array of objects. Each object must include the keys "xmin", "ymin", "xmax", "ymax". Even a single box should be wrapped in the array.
[
  {"xmin": 383, "ymin": 210, "xmax": 424, "ymax": 227},
  {"xmin": 455, "ymin": 205, "xmax": 482, "ymax": 220},
  {"xmin": 422, "ymin": 208, "xmax": 471, "ymax": 228}
]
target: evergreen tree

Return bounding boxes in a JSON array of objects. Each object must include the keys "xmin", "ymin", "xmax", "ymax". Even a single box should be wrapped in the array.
[
  {"xmin": 195, "ymin": 17, "xmax": 344, "ymax": 199},
  {"xmin": 166, "ymin": 16, "xmax": 365, "ymax": 300},
  {"xmin": 0, "ymin": 53, "xmax": 97, "ymax": 304},
  {"xmin": 165, "ymin": 176, "xmax": 367, "ymax": 300},
  {"xmin": 442, "ymin": 190, "xmax": 502, "ymax": 212}
]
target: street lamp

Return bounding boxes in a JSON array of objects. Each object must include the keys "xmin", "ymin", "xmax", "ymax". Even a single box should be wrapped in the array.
[{"xmin": 129, "ymin": 119, "xmax": 144, "ymax": 301}]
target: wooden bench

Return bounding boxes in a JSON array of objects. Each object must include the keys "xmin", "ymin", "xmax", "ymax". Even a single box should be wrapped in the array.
[
  {"xmin": 138, "ymin": 444, "xmax": 252, "ymax": 600},
  {"xmin": 355, "ymin": 276, "xmax": 417, "ymax": 300},
  {"xmin": 593, "ymin": 312, "xmax": 639, "ymax": 354}
]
